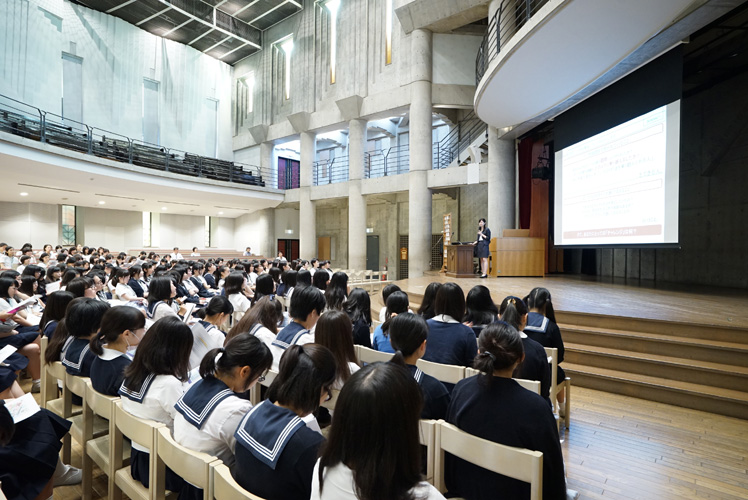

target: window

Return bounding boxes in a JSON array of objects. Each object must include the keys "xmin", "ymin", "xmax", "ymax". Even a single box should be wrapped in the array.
[
  {"xmin": 61, "ymin": 205, "xmax": 76, "ymax": 245},
  {"xmin": 326, "ymin": 0, "xmax": 341, "ymax": 83},
  {"xmin": 143, "ymin": 79, "xmax": 160, "ymax": 145},
  {"xmin": 205, "ymin": 216, "xmax": 212, "ymax": 248},
  {"xmin": 142, "ymin": 212, "xmax": 152, "ymax": 247},
  {"xmin": 205, "ymin": 98, "xmax": 218, "ymax": 157},
  {"xmin": 238, "ymin": 72, "xmax": 255, "ymax": 114},
  {"xmin": 62, "ymin": 53, "xmax": 83, "ymax": 122},
  {"xmin": 281, "ymin": 38, "xmax": 294, "ymax": 100},
  {"xmin": 385, "ymin": 0, "xmax": 393, "ymax": 65}
]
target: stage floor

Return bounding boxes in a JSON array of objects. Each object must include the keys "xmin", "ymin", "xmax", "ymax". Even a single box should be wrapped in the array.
[{"xmin": 391, "ymin": 273, "xmax": 748, "ymax": 330}]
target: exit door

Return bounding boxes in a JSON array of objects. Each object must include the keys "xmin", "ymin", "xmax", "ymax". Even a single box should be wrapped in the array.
[{"xmin": 366, "ymin": 235, "xmax": 379, "ymax": 271}]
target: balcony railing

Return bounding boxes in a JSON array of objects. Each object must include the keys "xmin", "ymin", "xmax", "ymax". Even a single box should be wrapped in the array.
[
  {"xmin": 476, "ymin": 0, "xmax": 550, "ymax": 85},
  {"xmin": 313, "ymin": 155, "xmax": 350, "ymax": 185},
  {"xmin": 433, "ymin": 111, "xmax": 487, "ymax": 170},
  {"xmin": 0, "ymin": 94, "xmax": 271, "ymax": 188},
  {"xmin": 365, "ymin": 144, "xmax": 409, "ymax": 178}
]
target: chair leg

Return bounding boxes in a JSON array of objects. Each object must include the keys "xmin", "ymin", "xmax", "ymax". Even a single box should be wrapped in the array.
[
  {"xmin": 564, "ymin": 378, "xmax": 571, "ymax": 430},
  {"xmin": 82, "ymin": 451, "xmax": 93, "ymax": 500},
  {"xmin": 61, "ymin": 433, "xmax": 72, "ymax": 465}
]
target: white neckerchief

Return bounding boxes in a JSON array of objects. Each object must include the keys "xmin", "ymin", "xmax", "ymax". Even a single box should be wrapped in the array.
[{"xmin": 432, "ymin": 314, "xmax": 459, "ymax": 324}]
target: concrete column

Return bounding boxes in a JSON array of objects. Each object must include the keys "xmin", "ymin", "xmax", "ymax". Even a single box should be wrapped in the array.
[
  {"xmin": 299, "ymin": 131, "xmax": 317, "ymax": 259},
  {"xmin": 487, "ymin": 126, "xmax": 515, "ymax": 236},
  {"xmin": 259, "ymin": 208, "xmax": 275, "ymax": 257},
  {"xmin": 260, "ymin": 142, "xmax": 273, "ymax": 187},
  {"xmin": 348, "ymin": 119, "xmax": 367, "ymax": 270},
  {"xmin": 408, "ymin": 29, "xmax": 433, "ymax": 278}
]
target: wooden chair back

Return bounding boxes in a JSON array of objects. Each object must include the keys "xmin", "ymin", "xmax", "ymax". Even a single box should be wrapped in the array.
[
  {"xmin": 416, "ymin": 359, "xmax": 465, "ymax": 385},
  {"xmin": 356, "ymin": 346, "xmax": 393, "ymax": 364},
  {"xmin": 156, "ymin": 427, "xmax": 220, "ymax": 500},
  {"xmin": 419, "ymin": 419, "xmax": 438, "ymax": 484},
  {"xmin": 464, "ymin": 367, "xmax": 541, "ymax": 395},
  {"xmin": 211, "ymin": 463, "xmax": 267, "ymax": 500}
]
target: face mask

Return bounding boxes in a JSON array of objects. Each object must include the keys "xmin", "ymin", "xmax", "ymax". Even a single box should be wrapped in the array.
[{"xmin": 125, "ymin": 330, "xmax": 142, "ymax": 355}]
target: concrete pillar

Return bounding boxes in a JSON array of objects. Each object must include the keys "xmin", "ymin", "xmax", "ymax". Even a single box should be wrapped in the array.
[
  {"xmin": 259, "ymin": 208, "xmax": 275, "ymax": 257},
  {"xmin": 348, "ymin": 119, "xmax": 367, "ymax": 270},
  {"xmin": 408, "ymin": 29, "xmax": 433, "ymax": 278},
  {"xmin": 260, "ymin": 142, "xmax": 273, "ymax": 187},
  {"xmin": 487, "ymin": 126, "xmax": 515, "ymax": 236},
  {"xmin": 299, "ymin": 131, "xmax": 317, "ymax": 259}
]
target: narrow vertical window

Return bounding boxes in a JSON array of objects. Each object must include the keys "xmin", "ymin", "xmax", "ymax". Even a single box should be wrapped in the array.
[
  {"xmin": 143, "ymin": 79, "xmax": 160, "ymax": 145},
  {"xmin": 142, "ymin": 212, "xmax": 152, "ymax": 247},
  {"xmin": 61, "ymin": 205, "xmax": 76, "ymax": 245},
  {"xmin": 62, "ymin": 53, "xmax": 83, "ymax": 122},
  {"xmin": 281, "ymin": 39, "xmax": 294, "ymax": 100},
  {"xmin": 240, "ymin": 72, "xmax": 255, "ymax": 114},
  {"xmin": 205, "ymin": 216, "xmax": 212, "ymax": 248},
  {"xmin": 205, "ymin": 98, "xmax": 218, "ymax": 157},
  {"xmin": 326, "ymin": 0, "xmax": 341, "ymax": 83},
  {"xmin": 385, "ymin": 0, "xmax": 393, "ymax": 65}
]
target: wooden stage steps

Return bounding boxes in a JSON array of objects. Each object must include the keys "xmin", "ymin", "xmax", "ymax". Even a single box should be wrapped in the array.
[
  {"xmin": 385, "ymin": 274, "xmax": 748, "ymax": 420},
  {"xmin": 557, "ymin": 311, "xmax": 748, "ymax": 420}
]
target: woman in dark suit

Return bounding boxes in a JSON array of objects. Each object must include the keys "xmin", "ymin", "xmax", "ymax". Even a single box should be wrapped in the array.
[{"xmin": 473, "ymin": 218, "xmax": 491, "ymax": 278}]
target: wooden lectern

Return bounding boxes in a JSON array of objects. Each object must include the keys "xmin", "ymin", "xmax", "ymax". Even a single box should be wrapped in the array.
[
  {"xmin": 445, "ymin": 244, "xmax": 475, "ymax": 278},
  {"xmin": 489, "ymin": 229, "xmax": 545, "ymax": 277}
]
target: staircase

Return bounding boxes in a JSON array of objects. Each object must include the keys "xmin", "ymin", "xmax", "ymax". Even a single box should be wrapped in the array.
[
  {"xmin": 433, "ymin": 111, "xmax": 488, "ymax": 170},
  {"xmin": 557, "ymin": 311, "xmax": 748, "ymax": 420}
]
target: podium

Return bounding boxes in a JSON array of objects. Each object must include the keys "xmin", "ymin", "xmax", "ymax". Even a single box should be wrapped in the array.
[
  {"xmin": 489, "ymin": 230, "xmax": 545, "ymax": 277},
  {"xmin": 445, "ymin": 245, "xmax": 475, "ymax": 278}
]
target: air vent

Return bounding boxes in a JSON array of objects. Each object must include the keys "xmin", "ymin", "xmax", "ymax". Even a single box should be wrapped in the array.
[{"xmin": 17, "ymin": 183, "xmax": 80, "ymax": 193}]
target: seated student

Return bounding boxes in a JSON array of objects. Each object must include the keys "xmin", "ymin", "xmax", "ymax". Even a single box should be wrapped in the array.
[
  {"xmin": 112, "ymin": 268, "xmax": 145, "ymax": 303},
  {"xmin": 500, "ymin": 296, "xmax": 552, "ymax": 407},
  {"xmin": 146, "ymin": 276, "xmax": 183, "ymax": 321},
  {"xmin": 89, "ymin": 306, "xmax": 145, "ymax": 396},
  {"xmin": 190, "ymin": 262, "xmax": 215, "ymax": 297},
  {"xmin": 372, "ymin": 291, "xmax": 409, "ymax": 354},
  {"xmin": 0, "ymin": 277, "xmax": 42, "ymax": 332},
  {"xmin": 251, "ymin": 274, "xmax": 275, "ymax": 306},
  {"xmin": 314, "ymin": 310, "xmax": 360, "ymax": 389},
  {"xmin": 174, "ymin": 333, "xmax": 272, "ymax": 467},
  {"xmin": 296, "ymin": 269, "xmax": 312, "ymax": 289},
  {"xmin": 213, "ymin": 265, "xmax": 230, "ymax": 290},
  {"xmin": 203, "ymin": 262, "xmax": 218, "ymax": 289},
  {"xmin": 0, "ymin": 278, "xmax": 42, "ymax": 392},
  {"xmin": 270, "ymin": 286, "xmax": 325, "ymax": 370},
  {"xmin": 524, "ymin": 287, "xmax": 567, "ymax": 407},
  {"xmin": 311, "ymin": 362, "xmax": 445, "ymax": 500},
  {"xmin": 378, "ymin": 283, "xmax": 402, "ymax": 323},
  {"xmin": 119, "ymin": 316, "xmax": 193, "ymax": 493},
  {"xmin": 344, "ymin": 288, "xmax": 373, "ymax": 348},
  {"xmin": 66, "ymin": 276, "xmax": 97, "ymax": 299},
  {"xmin": 312, "ymin": 269, "xmax": 329, "ymax": 291},
  {"xmin": 39, "ymin": 290, "xmax": 75, "ymax": 339},
  {"xmin": 389, "ymin": 313, "xmax": 450, "ymax": 420},
  {"xmin": 171, "ymin": 267, "xmax": 200, "ymax": 305},
  {"xmin": 423, "ymin": 282, "xmax": 477, "ymax": 368},
  {"xmin": 52, "ymin": 298, "xmax": 110, "ymax": 377},
  {"xmin": 464, "ymin": 285, "xmax": 499, "ymax": 336},
  {"xmin": 188, "ymin": 296, "xmax": 234, "ymax": 369},
  {"xmin": 233, "ymin": 344, "xmax": 337, "ymax": 500},
  {"xmin": 226, "ymin": 296, "xmax": 284, "ymax": 350},
  {"xmin": 224, "ymin": 272, "xmax": 252, "ymax": 315},
  {"xmin": 127, "ymin": 265, "xmax": 147, "ymax": 298},
  {"xmin": 323, "ymin": 272, "xmax": 349, "ymax": 311},
  {"xmin": 445, "ymin": 323, "xmax": 567, "ymax": 500}
]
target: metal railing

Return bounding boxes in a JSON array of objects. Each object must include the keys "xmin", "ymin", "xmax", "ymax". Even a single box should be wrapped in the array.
[
  {"xmin": 433, "ymin": 111, "xmax": 487, "ymax": 170},
  {"xmin": 0, "ymin": 93, "xmax": 271, "ymax": 189},
  {"xmin": 313, "ymin": 155, "xmax": 350, "ymax": 185},
  {"xmin": 365, "ymin": 144, "xmax": 409, "ymax": 178},
  {"xmin": 476, "ymin": 0, "xmax": 550, "ymax": 84}
]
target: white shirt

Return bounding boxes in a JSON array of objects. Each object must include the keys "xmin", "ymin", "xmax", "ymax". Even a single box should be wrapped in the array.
[
  {"xmin": 173, "ymin": 393, "xmax": 251, "ymax": 468},
  {"xmin": 332, "ymin": 362, "xmax": 361, "ymax": 390},
  {"xmin": 16, "ymin": 265, "xmax": 26, "ymax": 274},
  {"xmin": 310, "ymin": 461, "xmax": 445, "ymax": 500},
  {"xmin": 121, "ymin": 374, "xmax": 190, "ymax": 451},
  {"xmin": 115, "ymin": 283, "xmax": 138, "ymax": 301},
  {"xmin": 249, "ymin": 324, "xmax": 277, "ymax": 352},
  {"xmin": 228, "ymin": 293, "xmax": 251, "ymax": 314},
  {"xmin": 151, "ymin": 302, "xmax": 179, "ymax": 322}
]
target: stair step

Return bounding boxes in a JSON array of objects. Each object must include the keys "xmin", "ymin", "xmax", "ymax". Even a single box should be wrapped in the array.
[
  {"xmin": 565, "ymin": 343, "xmax": 748, "ymax": 391},
  {"xmin": 564, "ymin": 363, "xmax": 748, "ymax": 420}
]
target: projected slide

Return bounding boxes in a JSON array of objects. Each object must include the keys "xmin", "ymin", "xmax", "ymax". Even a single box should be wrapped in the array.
[{"xmin": 554, "ymin": 102, "xmax": 680, "ymax": 246}]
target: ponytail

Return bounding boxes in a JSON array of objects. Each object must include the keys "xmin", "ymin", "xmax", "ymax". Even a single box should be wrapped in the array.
[
  {"xmin": 89, "ymin": 306, "xmax": 145, "ymax": 356},
  {"xmin": 199, "ymin": 347, "xmax": 225, "ymax": 379},
  {"xmin": 381, "ymin": 291, "xmax": 409, "ymax": 338},
  {"xmin": 498, "ymin": 296, "xmax": 528, "ymax": 331},
  {"xmin": 473, "ymin": 322, "xmax": 524, "ymax": 387},
  {"xmin": 199, "ymin": 333, "xmax": 272, "ymax": 383},
  {"xmin": 526, "ymin": 287, "xmax": 556, "ymax": 323},
  {"xmin": 389, "ymin": 350, "xmax": 408, "ymax": 367}
]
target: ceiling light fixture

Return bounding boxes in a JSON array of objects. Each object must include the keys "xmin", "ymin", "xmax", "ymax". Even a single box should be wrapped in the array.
[
  {"xmin": 98, "ymin": 201, "xmax": 106, "ymax": 205},
  {"xmin": 19, "ymin": 192, "xmax": 28, "ymax": 196}
]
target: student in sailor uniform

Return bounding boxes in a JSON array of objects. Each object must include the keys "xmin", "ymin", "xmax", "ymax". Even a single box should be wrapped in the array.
[
  {"xmin": 372, "ymin": 291, "xmax": 409, "ymax": 354},
  {"xmin": 45, "ymin": 298, "xmax": 109, "ymax": 378},
  {"xmin": 89, "ymin": 306, "xmax": 145, "ymax": 396},
  {"xmin": 314, "ymin": 310, "xmax": 360, "ymax": 390},
  {"xmin": 233, "ymin": 343, "xmax": 337, "ymax": 500},
  {"xmin": 524, "ymin": 287, "xmax": 567, "ymax": 407},
  {"xmin": 499, "ymin": 295, "xmax": 552, "ymax": 407},
  {"xmin": 311, "ymin": 362, "xmax": 446, "ymax": 500},
  {"xmin": 190, "ymin": 262, "xmax": 216, "ymax": 297},
  {"xmin": 127, "ymin": 265, "xmax": 147, "ymax": 298},
  {"xmin": 188, "ymin": 296, "xmax": 234, "ymax": 369},
  {"xmin": 113, "ymin": 268, "xmax": 146, "ymax": 303},
  {"xmin": 39, "ymin": 290, "xmax": 74, "ymax": 339},
  {"xmin": 174, "ymin": 333, "xmax": 272, "ymax": 468},
  {"xmin": 269, "ymin": 285, "xmax": 325, "ymax": 371},
  {"xmin": 203, "ymin": 262, "xmax": 218, "ymax": 289},
  {"xmin": 226, "ymin": 296, "xmax": 284, "ymax": 351},
  {"xmin": 445, "ymin": 323, "xmax": 568, "ymax": 500},
  {"xmin": 388, "ymin": 313, "xmax": 450, "ymax": 420},
  {"xmin": 344, "ymin": 288, "xmax": 373, "ymax": 349},
  {"xmin": 119, "ymin": 316, "xmax": 193, "ymax": 493},
  {"xmin": 146, "ymin": 276, "xmax": 184, "ymax": 322},
  {"xmin": 463, "ymin": 285, "xmax": 500, "ymax": 337},
  {"xmin": 423, "ymin": 282, "xmax": 477, "ymax": 368},
  {"xmin": 224, "ymin": 272, "xmax": 252, "ymax": 315},
  {"xmin": 171, "ymin": 267, "xmax": 200, "ymax": 305}
]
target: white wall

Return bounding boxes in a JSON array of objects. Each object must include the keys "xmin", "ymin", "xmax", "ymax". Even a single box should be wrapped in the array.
[
  {"xmin": 77, "ymin": 207, "xmax": 141, "ymax": 250},
  {"xmin": 0, "ymin": 0, "xmax": 234, "ymax": 159},
  {"xmin": 158, "ymin": 214, "xmax": 207, "ymax": 250},
  {"xmin": 274, "ymin": 208, "xmax": 301, "ymax": 245},
  {"xmin": 0, "ymin": 202, "xmax": 59, "ymax": 248},
  {"xmin": 432, "ymin": 33, "xmax": 484, "ymax": 86},
  {"xmin": 211, "ymin": 217, "xmax": 236, "ymax": 249}
]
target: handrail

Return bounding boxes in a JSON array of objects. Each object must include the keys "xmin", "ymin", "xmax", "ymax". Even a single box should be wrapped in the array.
[
  {"xmin": 476, "ymin": 0, "xmax": 550, "ymax": 85},
  {"xmin": 433, "ymin": 110, "xmax": 487, "ymax": 170},
  {"xmin": 313, "ymin": 155, "xmax": 349, "ymax": 185},
  {"xmin": 0, "ymin": 93, "xmax": 272, "ymax": 189},
  {"xmin": 365, "ymin": 144, "xmax": 409, "ymax": 178}
]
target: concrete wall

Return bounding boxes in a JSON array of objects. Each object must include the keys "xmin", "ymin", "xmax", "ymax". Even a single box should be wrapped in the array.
[
  {"xmin": 594, "ymin": 70, "xmax": 748, "ymax": 289},
  {"xmin": 0, "ymin": 202, "xmax": 59, "ymax": 248},
  {"xmin": 432, "ymin": 33, "xmax": 483, "ymax": 86},
  {"xmin": 76, "ymin": 207, "xmax": 142, "ymax": 251},
  {"xmin": 0, "ymin": 0, "xmax": 234, "ymax": 159}
]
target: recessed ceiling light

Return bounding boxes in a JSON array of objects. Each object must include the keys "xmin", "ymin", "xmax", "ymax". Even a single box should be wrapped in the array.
[
  {"xmin": 19, "ymin": 192, "xmax": 28, "ymax": 196},
  {"xmin": 162, "ymin": 207, "xmax": 168, "ymax": 210},
  {"xmin": 98, "ymin": 201, "xmax": 106, "ymax": 205},
  {"xmin": 218, "ymin": 211, "xmax": 224, "ymax": 215}
]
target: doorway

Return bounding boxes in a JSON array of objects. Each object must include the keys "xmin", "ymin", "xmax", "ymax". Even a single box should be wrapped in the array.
[{"xmin": 366, "ymin": 235, "xmax": 379, "ymax": 271}]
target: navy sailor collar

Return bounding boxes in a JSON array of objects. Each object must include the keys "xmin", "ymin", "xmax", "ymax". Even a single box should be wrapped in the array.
[
  {"xmin": 234, "ymin": 400, "xmax": 305, "ymax": 470},
  {"xmin": 174, "ymin": 377, "xmax": 234, "ymax": 429},
  {"xmin": 524, "ymin": 312, "xmax": 549, "ymax": 333},
  {"xmin": 62, "ymin": 337, "xmax": 90, "ymax": 372},
  {"xmin": 119, "ymin": 372, "xmax": 156, "ymax": 403},
  {"xmin": 271, "ymin": 322, "xmax": 308, "ymax": 351}
]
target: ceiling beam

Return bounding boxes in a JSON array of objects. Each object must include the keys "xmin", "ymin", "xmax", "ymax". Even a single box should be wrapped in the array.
[
  {"xmin": 249, "ymin": 0, "xmax": 289, "ymax": 25},
  {"xmin": 106, "ymin": 0, "xmax": 137, "ymax": 14},
  {"xmin": 233, "ymin": 0, "xmax": 261, "ymax": 17},
  {"xmin": 162, "ymin": 18, "xmax": 194, "ymax": 37},
  {"xmin": 188, "ymin": 28, "xmax": 214, "ymax": 46},
  {"xmin": 203, "ymin": 35, "xmax": 233, "ymax": 53},
  {"xmin": 219, "ymin": 41, "xmax": 250, "ymax": 60},
  {"xmin": 136, "ymin": 7, "xmax": 172, "ymax": 26}
]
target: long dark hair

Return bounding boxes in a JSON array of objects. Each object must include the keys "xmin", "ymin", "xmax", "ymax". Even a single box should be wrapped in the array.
[
  {"xmin": 324, "ymin": 271, "xmax": 348, "ymax": 310},
  {"xmin": 312, "ymin": 270, "xmax": 329, "ymax": 291},
  {"xmin": 226, "ymin": 296, "xmax": 283, "ymax": 342},
  {"xmin": 344, "ymin": 287, "xmax": 372, "ymax": 326},
  {"xmin": 122, "ymin": 316, "xmax": 193, "ymax": 390},
  {"xmin": 499, "ymin": 296, "xmax": 528, "ymax": 331},
  {"xmin": 147, "ymin": 277, "xmax": 174, "ymax": 306},
  {"xmin": 315, "ymin": 310, "xmax": 359, "ymax": 383},
  {"xmin": 434, "ymin": 282, "xmax": 465, "ymax": 321},
  {"xmin": 266, "ymin": 344, "xmax": 337, "ymax": 416},
  {"xmin": 381, "ymin": 291, "xmax": 409, "ymax": 337},
  {"xmin": 318, "ymin": 362, "xmax": 423, "ymax": 500},
  {"xmin": 389, "ymin": 313, "xmax": 428, "ymax": 359},
  {"xmin": 90, "ymin": 306, "xmax": 146, "ymax": 356},
  {"xmin": 464, "ymin": 285, "xmax": 499, "ymax": 325},
  {"xmin": 525, "ymin": 287, "xmax": 557, "ymax": 324},
  {"xmin": 39, "ymin": 290, "xmax": 75, "ymax": 332},
  {"xmin": 194, "ymin": 295, "xmax": 234, "ymax": 320},
  {"xmin": 199, "ymin": 332, "xmax": 272, "ymax": 384},
  {"xmin": 296, "ymin": 269, "xmax": 312, "ymax": 288},
  {"xmin": 473, "ymin": 322, "xmax": 524, "ymax": 387},
  {"xmin": 252, "ymin": 274, "xmax": 275, "ymax": 306},
  {"xmin": 44, "ymin": 298, "xmax": 110, "ymax": 364}
]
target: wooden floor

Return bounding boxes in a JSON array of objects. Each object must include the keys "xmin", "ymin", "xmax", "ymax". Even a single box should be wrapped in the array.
[
  {"xmin": 391, "ymin": 273, "xmax": 748, "ymax": 329},
  {"xmin": 20, "ymin": 378, "xmax": 747, "ymax": 500}
]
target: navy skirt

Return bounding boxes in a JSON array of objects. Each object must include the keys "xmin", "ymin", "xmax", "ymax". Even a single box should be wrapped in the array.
[
  {"xmin": 0, "ymin": 328, "xmax": 40, "ymax": 350},
  {"xmin": 475, "ymin": 240, "xmax": 490, "ymax": 258}
]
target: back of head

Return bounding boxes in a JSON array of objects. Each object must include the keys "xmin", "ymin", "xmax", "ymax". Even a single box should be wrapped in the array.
[
  {"xmin": 296, "ymin": 269, "xmax": 312, "ymax": 287},
  {"xmin": 124, "ymin": 316, "xmax": 194, "ymax": 388},
  {"xmin": 474, "ymin": 322, "xmax": 524, "ymax": 386},
  {"xmin": 254, "ymin": 274, "xmax": 275, "ymax": 297},
  {"xmin": 389, "ymin": 313, "xmax": 428, "ymax": 358},
  {"xmin": 526, "ymin": 287, "xmax": 556, "ymax": 323},
  {"xmin": 464, "ymin": 285, "xmax": 499, "ymax": 325},
  {"xmin": 199, "ymin": 332, "xmax": 272, "ymax": 383},
  {"xmin": 195, "ymin": 295, "xmax": 234, "ymax": 320},
  {"xmin": 147, "ymin": 276, "xmax": 173, "ymax": 304},
  {"xmin": 66, "ymin": 298, "xmax": 110, "ymax": 338},
  {"xmin": 40, "ymin": 290, "xmax": 75, "ymax": 326},
  {"xmin": 312, "ymin": 270, "xmax": 329, "ymax": 290},
  {"xmin": 318, "ymin": 362, "xmax": 423, "ymax": 500},
  {"xmin": 223, "ymin": 272, "xmax": 245, "ymax": 295},
  {"xmin": 381, "ymin": 283, "xmax": 401, "ymax": 304},
  {"xmin": 324, "ymin": 271, "xmax": 349, "ymax": 310},
  {"xmin": 381, "ymin": 291, "xmax": 409, "ymax": 335},
  {"xmin": 434, "ymin": 282, "xmax": 465, "ymax": 321},
  {"xmin": 315, "ymin": 310, "xmax": 357, "ymax": 382},
  {"xmin": 91, "ymin": 306, "xmax": 146, "ymax": 355},
  {"xmin": 498, "ymin": 296, "xmax": 528, "ymax": 331},
  {"xmin": 344, "ymin": 287, "xmax": 371, "ymax": 325},
  {"xmin": 289, "ymin": 285, "xmax": 326, "ymax": 321},
  {"xmin": 226, "ymin": 296, "xmax": 282, "ymax": 341},
  {"xmin": 66, "ymin": 276, "xmax": 93, "ymax": 298},
  {"xmin": 267, "ymin": 344, "xmax": 337, "ymax": 415}
]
